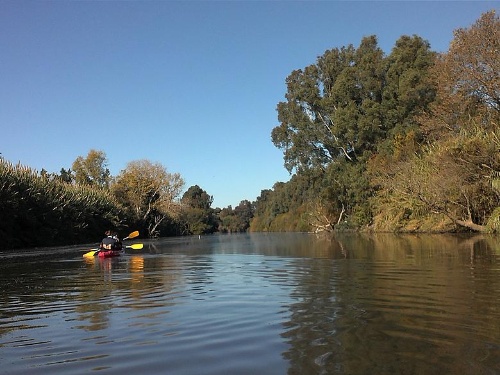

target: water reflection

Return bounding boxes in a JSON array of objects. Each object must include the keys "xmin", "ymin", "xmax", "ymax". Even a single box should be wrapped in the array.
[
  {"xmin": 74, "ymin": 255, "xmax": 186, "ymax": 333},
  {"xmin": 278, "ymin": 233, "xmax": 500, "ymax": 375},
  {"xmin": 0, "ymin": 233, "xmax": 499, "ymax": 375}
]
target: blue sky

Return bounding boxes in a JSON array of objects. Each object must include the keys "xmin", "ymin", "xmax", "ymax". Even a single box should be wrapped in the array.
[{"xmin": 1, "ymin": 1, "xmax": 497, "ymax": 208}]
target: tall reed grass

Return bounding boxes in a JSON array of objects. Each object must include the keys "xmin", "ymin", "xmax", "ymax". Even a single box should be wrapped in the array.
[{"xmin": 0, "ymin": 159, "xmax": 124, "ymax": 250}]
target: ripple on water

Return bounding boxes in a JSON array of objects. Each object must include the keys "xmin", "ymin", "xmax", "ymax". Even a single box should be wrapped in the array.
[{"xmin": 2, "ymin": 235, "xmax": 500, "ymax": 375}]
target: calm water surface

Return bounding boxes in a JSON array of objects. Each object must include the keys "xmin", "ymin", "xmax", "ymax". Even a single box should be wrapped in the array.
[{"xmin": 1, "ymin": 233, "xmax": 499, "ymax": 374}]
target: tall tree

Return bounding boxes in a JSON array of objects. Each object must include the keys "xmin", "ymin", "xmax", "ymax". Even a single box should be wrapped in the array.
[
  {"xmin": 182, "ymin": 185, "xmax": 213, "ymax": 210},
  {"xmin": 271, "ymin": 34, "xmax": 436, "ymax": 230},
  {"xmin": 72, "ymin": 149, "xmax": 111, "ymax": 188},
  {"xmin": 272, "ymin": 34, "xmax": 435, "ymax": 172},
  {"xmin": 372, "ymin": 11, "xmax": 500, "ymax": 233},
  {"xmin": 233, "ymin": 200, "xmax": 254, "ymax": 232},
  {"xmin": 111, "ymin": 159, "xmax": 185, "ymax": 237},
  {"xmin": 416, "ymin": 10, "xmax": 500, "ymax": 231},
  {"xmin": 272, "ymin": 36, "xmax": 387, "ymax": 173},
  {"xmin": 180, "ymin": 185, "xmax": 216, "ymax": 235},
  {"xmin": 420, "ymin": 10, "xmax": 499, "ymax": 140},
  {"xmin": 219, "ymin": 200, "xmax": 255, "ymax": 233},
  {"xmin": 382, "ymin": 35, "xmax": 436, "ymax": 136}
]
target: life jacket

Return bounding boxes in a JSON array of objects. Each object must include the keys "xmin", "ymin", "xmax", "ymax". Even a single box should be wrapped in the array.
[{"xmin": 101, "ymin": 236, "xmax": 122, "ymax": 250}]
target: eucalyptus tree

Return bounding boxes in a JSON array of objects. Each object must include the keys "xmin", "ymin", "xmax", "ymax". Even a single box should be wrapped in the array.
[
  {"xmin": 271, "ymin": 34, "xmax": 436, "ymax": 229},
  {"xmin": 382, "ymin": 35, "xmax": 436, "ymax": 137},
  {"xmin": 273, "ymin": 33, "xmax": 436, "ymax": 168},
  {"xmin": 272, "ymin": 36, "xmax": 391, "ymax": 172}
]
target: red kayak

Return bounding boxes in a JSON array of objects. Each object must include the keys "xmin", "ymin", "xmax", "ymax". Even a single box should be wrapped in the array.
[
  {"xmin": 83, "ymin": 243, "xmax": 143, "ymax": 258},
  {"xmin": 97, "ymin": 250, "xmax": 122, "ymax": 258}
]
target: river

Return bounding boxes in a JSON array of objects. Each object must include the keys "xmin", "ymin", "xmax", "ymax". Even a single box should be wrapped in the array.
[{"xmin": 1, "ymin": 232, "xmax": 499, "ymax": 374}]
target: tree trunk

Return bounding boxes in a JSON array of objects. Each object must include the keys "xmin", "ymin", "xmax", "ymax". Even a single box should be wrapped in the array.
[{"xmin": 454, "ymin": 219, "xmax": 487, "ymax": 233}]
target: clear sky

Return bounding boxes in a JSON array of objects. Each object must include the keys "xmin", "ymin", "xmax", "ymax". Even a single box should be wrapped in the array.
[{"xmin": 1, "ymin": 1, "xmax": 497, "ymax": 208}]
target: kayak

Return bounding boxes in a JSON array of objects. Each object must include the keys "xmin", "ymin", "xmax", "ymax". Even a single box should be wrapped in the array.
[
  {"xmin": 82, "ymin": 243, "xmax": 144, "ymax": 258},
  {"xmin": 83, "ymin": 249, "xmax": 122, "ymax": 258},
  {"xmin": 97, "ymin": 250, "xmax": 122, "ymax": 258}
]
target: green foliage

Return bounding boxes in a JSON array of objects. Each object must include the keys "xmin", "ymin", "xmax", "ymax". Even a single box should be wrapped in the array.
[
  {"xmin": 486, "ymin": 207, "xmax": 500, "ymax": 233},
  {"xmin": 251, "ymin": 172, "xmax": 322, "ymax": 232},
  {"xmin": 182, "ymin": 185, "xmax": 213, "ymax": 210},
  {"xmin": 264, "ymin": 33, "xmax": 435, "ymax": 232},
  {"xmin": 181, "ymin": 207, "xmax": 216, "ymax": 235},
  {"xmin": 72, "ymin": 149, "xmax": 111, "ymax": 188},
  {"xmin": 180, "ymin": 185, "xmax": 217, "ymax": 235},
  {"xmin": 322, "ymin": 160, "xmax": 373, "ymax": 227},
  {"xmin": 382, "ymin": 35, "xmax": 436, "ymax": 134},
  {"xmin": 111, "ymin": 159, "xmax": 185, "ymax": 237},
  {"xmin": 3, "ymin": 12, "xmax": 498, "ymax": 248},
  {"xmin": 272, "ymin": 35, "xmax": 435, "ymax": 173},
  {"xmin": 219, "ymin": 200, "xmax": 254, "ymax": 233},
  {"xmin": 58, "ymin": 168, "xmax": 73, "ymax": 183},
  {"xmin": 369, "ymin": 11, "xmax": 499, "ymax": 233},
  {"xmin": 263, "ymin": 11, "xmax": 498, "ymax": 234},
  {"xmin": 0, "ymin": 159, "xmax": 122, "ymax": 250}
]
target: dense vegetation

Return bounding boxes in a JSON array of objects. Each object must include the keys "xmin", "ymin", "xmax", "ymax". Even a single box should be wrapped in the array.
[
  {"xmin": 0, "ymin": 153, "xmax": 254, "ymax": 250},
  {"xmin": 0, "ymin": 160, "xmax": 122, "ymax": 249},
  {"xmin": 251, "ymin": 11, "xmax": 499, "ymax": 234},
  {"xmin": 1, "ymin": 11, "xmax": 498, "ymax": 250}
]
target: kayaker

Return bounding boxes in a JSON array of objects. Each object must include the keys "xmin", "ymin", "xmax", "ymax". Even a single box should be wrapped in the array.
[{"xmin": 100, "ymin": 230, "xmax": 122, "ymax": 251}]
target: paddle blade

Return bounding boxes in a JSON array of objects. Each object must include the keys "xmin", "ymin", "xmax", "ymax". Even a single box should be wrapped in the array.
[
  {"xmin": 123, "ymin": 230, "xmax": 139, "ymax": 240},
  {"xmin": 83, "ymin": 250, "xmax": 97, "ymax": 258},
  {"xmin": 127, "ymin": 243, "xmax": 143, "ymax": 250}
]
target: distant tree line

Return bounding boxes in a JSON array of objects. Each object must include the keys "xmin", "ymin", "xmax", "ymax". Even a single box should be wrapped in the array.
[
  {"xmin": 0, "ymin": 150, "xmax": 254, "ymax": 250},
  {"xmin": 1, "ymin": 11, "xmax": 498, "ymax": 250},
  {"xmin": 251, "ymin": 11, "xmax": 499, "ymax": 234}
]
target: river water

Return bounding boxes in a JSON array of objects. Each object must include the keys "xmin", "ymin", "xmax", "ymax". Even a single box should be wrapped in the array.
[{"xmin": 1, "ymin": 232, "xmax": 499, "ymax": 374}]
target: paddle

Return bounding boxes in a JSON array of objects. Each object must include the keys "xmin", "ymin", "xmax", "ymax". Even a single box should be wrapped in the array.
[
  {"xmin": 83, "ymin": 244, "xmax": 144, "ymax": 258},
  {"xmin": 123, "ymin": 230, "xmax": 139, "ymax": 240},
  {"xmin": 127, "ymin": 243, "xmax": 144, "ymax": 250},
  {"xmin": 83, "ymin": 249, "xmax": 100, "ymax": 258}
]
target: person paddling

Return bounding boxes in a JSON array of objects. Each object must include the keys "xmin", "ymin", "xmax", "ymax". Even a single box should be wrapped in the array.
[
  {"xmin": 100, "ymin": 230, "xmax": 123, "ymax": 251},
  {"xmin": 83, "ymin": 230, "xmax": 141, "ymax": 258}
]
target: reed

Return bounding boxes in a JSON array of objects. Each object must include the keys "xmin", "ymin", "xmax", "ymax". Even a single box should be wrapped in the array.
[{"xmin": 0, "ymin": 159, "xmax": 124, "ymax": 250}]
